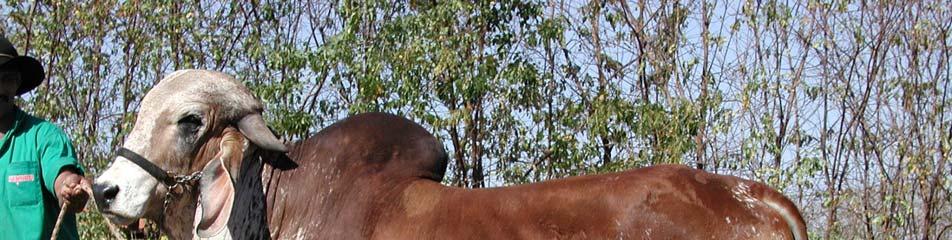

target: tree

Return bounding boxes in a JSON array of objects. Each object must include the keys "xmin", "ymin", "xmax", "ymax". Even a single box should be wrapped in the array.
[{"xmin": 2, "ymin": 0, "xmax": 948, "ymax": 238}]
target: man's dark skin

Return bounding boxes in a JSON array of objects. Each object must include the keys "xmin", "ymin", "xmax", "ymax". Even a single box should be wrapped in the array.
[{"xmin": 0, "ymin": 71, "xmax": 89, "ymax": 213}]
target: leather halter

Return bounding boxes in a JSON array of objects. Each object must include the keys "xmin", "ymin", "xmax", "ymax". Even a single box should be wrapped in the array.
[
  {"xmin": 117, "ymin": 148, "xmax": 203, "ymax": 188},
  {"xmin": 117, "ymin": 148, "xmax": 176, "ymax": 186},
  {"xmin": 116, "ymin": 147, "xmax": 203, "ymax": 218}
]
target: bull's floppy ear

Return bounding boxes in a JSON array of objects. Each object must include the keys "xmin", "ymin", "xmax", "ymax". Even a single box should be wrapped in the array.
[
  {"xmin": 195, "ymin": 146, "xmax": 235, "ymax": 237},
  {"xmin": 236, "ymin": 113, "xmax": 287, "ymax": 152}
]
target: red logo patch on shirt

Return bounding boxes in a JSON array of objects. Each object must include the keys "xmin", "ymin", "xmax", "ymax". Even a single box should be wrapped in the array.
[{"xmin": 8, "ymin": 174, "xmax": 35, "ymax": 185}]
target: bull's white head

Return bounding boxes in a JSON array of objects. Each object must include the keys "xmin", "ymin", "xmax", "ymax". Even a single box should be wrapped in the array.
[{"xmin": 92, "ymin": 70, "xmax": 286, "ymax": 238}]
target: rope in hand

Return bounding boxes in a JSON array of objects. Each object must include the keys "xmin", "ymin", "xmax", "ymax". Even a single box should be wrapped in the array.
[{"xmin": 50, "ymin": 182, "xmax": 126, "ymax": 240}]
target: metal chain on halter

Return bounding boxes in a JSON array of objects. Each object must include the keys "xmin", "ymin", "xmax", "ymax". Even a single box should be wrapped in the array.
[
  {"xmin": 161, "ymin": 171, "xmax": 204, "ymax": 212},
  {"xmin": 157, "ymin": 170, "xmax": 203, "ymax": 228}
]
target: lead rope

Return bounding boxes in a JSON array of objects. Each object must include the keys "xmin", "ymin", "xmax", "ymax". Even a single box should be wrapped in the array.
[
  {"xmin": 50, "ymin": 185, "xmax": 126, "ymax": 240},
  {"xmin": 50, "ymin": 203, "xmax": 68, "ymax": 240}
]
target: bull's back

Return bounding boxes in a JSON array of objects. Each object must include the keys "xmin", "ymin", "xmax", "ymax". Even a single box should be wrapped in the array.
[{"xmin": 377, "ymin": 164, "xmax": 803, "ymax": 239}]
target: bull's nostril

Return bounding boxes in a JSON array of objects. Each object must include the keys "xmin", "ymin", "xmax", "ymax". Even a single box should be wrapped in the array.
[
  {"xmin": 103, "ymin": 185, "xmax": 119, "ymax": 201},
  {"xmin": 92, "ymin": 183, "xmax": 119, "ymax": 210}
]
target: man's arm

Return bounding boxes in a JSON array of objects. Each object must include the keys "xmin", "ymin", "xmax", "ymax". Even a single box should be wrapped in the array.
[{"xmin": 39, "ymin": 122, "xmax": 89, "ymax": 213}]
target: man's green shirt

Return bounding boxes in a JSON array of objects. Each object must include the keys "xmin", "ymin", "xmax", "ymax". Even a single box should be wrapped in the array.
[{"xmin": 1, "ymin": 108, "xmax": 83, "ymax": 240}]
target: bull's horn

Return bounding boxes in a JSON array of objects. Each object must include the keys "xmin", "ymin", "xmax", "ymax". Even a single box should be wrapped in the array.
[{"xmin": 236, "ymin": 113, "xmax": 288, "ymax": 152}]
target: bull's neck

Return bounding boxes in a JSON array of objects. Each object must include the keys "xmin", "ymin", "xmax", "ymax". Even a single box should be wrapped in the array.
[
  {"xmin": 160, "ymin": 149, "xmax": 272, "ymax": 240},
  {"xmin": 258, "ymin": 145, "xmax": 423, "ymax": 239},
  {"xmin": 159, "ymin": 189, "xmax": 200, "ymax": 240}
]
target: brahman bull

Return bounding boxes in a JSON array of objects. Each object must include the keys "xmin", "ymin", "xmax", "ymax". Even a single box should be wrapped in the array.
[{"xmin": 92, "ymin": 69, "xmax": 807, "ymax": 239}]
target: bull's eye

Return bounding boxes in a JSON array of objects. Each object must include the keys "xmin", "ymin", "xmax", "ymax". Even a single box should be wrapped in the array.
[{"xmin": 178, "ymin": 114, "xmax": 203, "ymax": 134}]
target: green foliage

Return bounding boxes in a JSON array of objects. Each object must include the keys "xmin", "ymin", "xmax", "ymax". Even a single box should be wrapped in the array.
[{"xmin": 1, "ymin": 0, "xmax": 949, "ymax": 239}]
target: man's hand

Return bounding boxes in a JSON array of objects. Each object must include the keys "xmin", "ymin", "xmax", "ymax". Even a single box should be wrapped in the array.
[{"xmin": 54, "ymin": 169, "xmax": 91, "ymax": 213}]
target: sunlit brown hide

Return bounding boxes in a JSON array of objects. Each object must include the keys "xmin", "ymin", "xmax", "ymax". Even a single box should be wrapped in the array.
[{"xmin": 259, "ymin": 113, "xmax": 808, "ymax": 239}]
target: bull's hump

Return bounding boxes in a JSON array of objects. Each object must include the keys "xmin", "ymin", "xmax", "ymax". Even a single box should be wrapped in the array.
[{"xmin": 297, "ymin": 112, "xmax": 448, "ymax": 181}]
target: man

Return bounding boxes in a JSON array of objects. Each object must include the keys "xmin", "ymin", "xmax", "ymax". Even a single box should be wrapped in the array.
[{"xmin": 0, "ymin": 35, "xmax": 89, "ymax": 239}]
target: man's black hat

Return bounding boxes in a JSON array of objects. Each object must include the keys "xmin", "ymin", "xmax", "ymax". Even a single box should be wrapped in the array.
[{"xmin": 0, "ymin": 35, "xmax": 44, "ymax": 95}]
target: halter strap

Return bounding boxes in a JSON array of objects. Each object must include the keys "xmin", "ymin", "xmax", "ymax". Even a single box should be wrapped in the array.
[
  {"xmin": 116, "ymin": 147, "xmax": 203, "ymax": 226},
  {"xmin": 117, "ymin": 147, "xmax": 175, "ymax": 186}
]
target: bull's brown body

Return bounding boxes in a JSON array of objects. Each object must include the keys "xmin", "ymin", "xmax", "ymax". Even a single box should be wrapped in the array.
[{"xmin": 259, "ymin": 113, "xmax": 806, "ymax": 239}]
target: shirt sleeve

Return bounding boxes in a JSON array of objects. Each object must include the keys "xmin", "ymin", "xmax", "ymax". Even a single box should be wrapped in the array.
[{"xmin": 38, "ymin": 123, "xmax": 85, "ymax": 196}]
